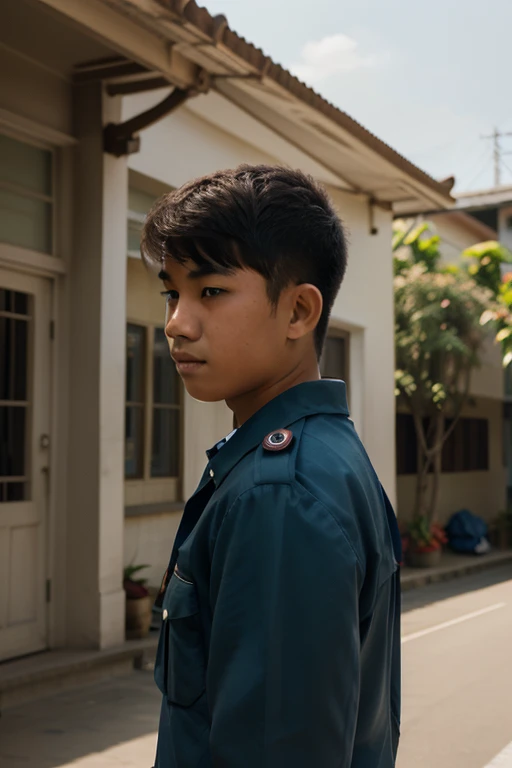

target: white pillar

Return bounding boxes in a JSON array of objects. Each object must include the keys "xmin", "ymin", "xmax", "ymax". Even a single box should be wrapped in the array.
[
  {"xmin": 498, "ymin": 206, "xmax": 512, "ymax": 253},
  {"xmin": 66, "ymin": 81, "xmax": 127, "ymax": 648}
]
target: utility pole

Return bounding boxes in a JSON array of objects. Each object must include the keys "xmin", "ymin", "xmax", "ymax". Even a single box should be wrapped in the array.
[{"xmin": 481, "ymin": 127, "xmax": 512, "ymax": 187}]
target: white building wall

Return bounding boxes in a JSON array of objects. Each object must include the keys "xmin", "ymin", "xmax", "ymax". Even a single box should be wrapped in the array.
[
  {"xmin": 328, "ymin": 190, "xmax": 396, "ymax": 501},
  {"xmin": 124, "ymin": 93, "xmax": 280, "ymax": 189}
]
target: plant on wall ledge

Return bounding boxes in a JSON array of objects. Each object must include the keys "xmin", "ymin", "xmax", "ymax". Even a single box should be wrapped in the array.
[
  {"xmin": 123, "ymin": 564, "xmax": 150, "ymax": 599},
  {"xmin": 123, "ymin": 564, "xmax": 153, "ymax": 639}
]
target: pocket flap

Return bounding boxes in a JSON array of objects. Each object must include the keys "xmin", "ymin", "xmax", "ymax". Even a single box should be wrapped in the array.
[{"xmin": 164, "ymin": 572, "xmax": 199, "ymax": 620}]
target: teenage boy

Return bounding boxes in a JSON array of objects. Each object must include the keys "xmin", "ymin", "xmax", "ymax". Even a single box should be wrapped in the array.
[{"xmin": 142, "ymin": 165, "xmax": 401, "ymax": 768}]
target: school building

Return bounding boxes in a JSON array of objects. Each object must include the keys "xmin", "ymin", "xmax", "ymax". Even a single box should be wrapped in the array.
[{"xmin": 0, "ymin": 0, "xmax": 453, "ymax": 663}]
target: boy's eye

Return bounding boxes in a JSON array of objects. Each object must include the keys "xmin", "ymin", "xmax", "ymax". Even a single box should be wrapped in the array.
[
  {"xmin": 202, "ymin": 287, "xmax": 224, "ymax": 298},
  {"xmin": 161, "ymin": 289, "xmax": 179, "ymax": 302}
]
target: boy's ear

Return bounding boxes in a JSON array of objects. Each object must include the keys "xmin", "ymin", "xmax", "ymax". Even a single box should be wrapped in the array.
[{"xmin": 287, "ymin": 283, "xmax": 323, "ymax": 341}]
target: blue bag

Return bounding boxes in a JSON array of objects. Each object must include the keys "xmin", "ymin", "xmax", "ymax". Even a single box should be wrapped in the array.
[{"xmin": 445, "ymin": 509, "xmax": 489, "ymax": 554}]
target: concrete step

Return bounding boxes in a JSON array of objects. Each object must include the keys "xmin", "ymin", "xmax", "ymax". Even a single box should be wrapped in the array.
[
  {"xmin": 0, "ymin": 634, "xmax": 159, "ymax": 712},
  {"xmin": 401, "ymin": 549, "xmax": 512, "ymax": 592}
]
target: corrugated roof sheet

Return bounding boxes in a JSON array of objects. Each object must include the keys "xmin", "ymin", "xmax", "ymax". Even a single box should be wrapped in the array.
[{"xmin": 156, "ymin": 0, "xmax": 453, "ymax": 202}]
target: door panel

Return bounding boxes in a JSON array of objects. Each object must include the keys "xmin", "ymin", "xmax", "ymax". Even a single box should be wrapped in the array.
[{"xmin": 0, "ymin": 268, "xmax": 50, "ymax": 661}]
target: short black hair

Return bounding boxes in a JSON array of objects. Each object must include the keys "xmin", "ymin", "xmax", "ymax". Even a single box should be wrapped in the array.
[{"xmin": 141, "ymin": 164, "xmax": 348, "ymax": 356}]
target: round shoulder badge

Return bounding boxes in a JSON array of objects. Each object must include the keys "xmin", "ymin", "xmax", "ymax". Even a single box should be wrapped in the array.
[{"xmin": 262, "ymin": 429, "xmax": 293, "ymax": 452}]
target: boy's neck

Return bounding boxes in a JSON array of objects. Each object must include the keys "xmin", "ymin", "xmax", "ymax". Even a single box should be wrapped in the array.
[{"xmin": 228, "ymin": 359, "xmax": 321, "ymax": 427}]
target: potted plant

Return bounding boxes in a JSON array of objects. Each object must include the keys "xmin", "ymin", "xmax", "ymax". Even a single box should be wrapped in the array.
[
  {"xmin": 405, "ymin": 516, "xmax": 447, "ymax": 568},
  {"xmin": 123, "ymin": 564, "xmax": 153, "ymax": 639}
]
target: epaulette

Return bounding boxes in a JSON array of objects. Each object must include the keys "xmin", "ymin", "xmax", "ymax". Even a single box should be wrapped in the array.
[{"xmin": 254, "ymin": 417, "xmax": 306, "ymax": 486}]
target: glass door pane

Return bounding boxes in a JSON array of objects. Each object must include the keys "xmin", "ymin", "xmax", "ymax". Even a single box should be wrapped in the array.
[{"xmin": 0, "ymin": 289, "xmax": 31, "ymax": 502}]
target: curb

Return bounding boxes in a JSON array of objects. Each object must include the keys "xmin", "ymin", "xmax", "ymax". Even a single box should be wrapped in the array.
[{"xmin": 401, "ymin": 551, "xmax": 512, "ymax": 592}]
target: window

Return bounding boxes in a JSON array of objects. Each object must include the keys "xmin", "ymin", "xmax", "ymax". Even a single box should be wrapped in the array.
[
  {"xmin": 151, "ymin": 328, "xmax": 180, "ymax": 478},
  {"xmin": 125, "ymin": 323, "xmax": 182, "ymax": 502},
  {"xmin": 320, "ymin": 331, "xmax": 350, "ymax": 383},
  {"xmin": 127, "ymin": 187, "xmax": 159, "ymax": 258},
  {"xmin": 0, "ymin": 134, "xmax": 54, "ymax": 254},
  {"xmin": 396, "ymin": 413, "xmax": 489, "ymax": 475},
  {"xmin": 396, "ymin": 413, "xmax": 418, "ymax": 475},
  {"xmin": 125, "ymin": 325, "xmax": 146, "ymax": 479},
  {"xmin": 442, "ymin": 418, "xmax": 489, "ymax": 472}
]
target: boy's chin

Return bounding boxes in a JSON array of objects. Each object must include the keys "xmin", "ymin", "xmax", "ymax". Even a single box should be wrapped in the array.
[{"xmin": 183, "ymin": 382, "xmax": 228, "ymax": 404}]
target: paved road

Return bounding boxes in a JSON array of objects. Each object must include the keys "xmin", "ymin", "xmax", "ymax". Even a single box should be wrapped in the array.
[
  {"xmin": 0, "ymin": 563, "xmax": 511, "ymax": 767},
  {"xmin": 399, "ymin": 563, "xmax": 512, "ymax": 768}
]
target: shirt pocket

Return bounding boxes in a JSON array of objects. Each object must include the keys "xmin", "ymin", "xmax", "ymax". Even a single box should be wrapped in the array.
[{"xmin": 154, "ymin": 568, "xmax": 206, "ymax": 708}]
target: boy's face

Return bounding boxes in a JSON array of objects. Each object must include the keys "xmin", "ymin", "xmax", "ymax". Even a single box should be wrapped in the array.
[{"xmin": 160, "ymin": 258, "xmax": 300, "ymax": 405}]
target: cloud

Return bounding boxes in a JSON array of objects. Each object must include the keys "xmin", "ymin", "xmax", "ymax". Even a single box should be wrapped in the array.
[{"xmin": 290, "ymin": 34, "xmax": 380, "ymax": 85}]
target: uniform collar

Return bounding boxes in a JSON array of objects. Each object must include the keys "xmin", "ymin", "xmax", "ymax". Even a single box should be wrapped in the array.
[{"xmin": 204, "ymin": 379, "xmax": 349, "ymax": 490}]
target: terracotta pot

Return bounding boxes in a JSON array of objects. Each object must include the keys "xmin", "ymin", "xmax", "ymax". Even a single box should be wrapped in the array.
[
  {"xmin": 125, "ymin": 595, "xmax": 153, "ymax": 639},
  {"xmin": 406, "ymin": 547, "xmax": 442, "ymax": 569}
]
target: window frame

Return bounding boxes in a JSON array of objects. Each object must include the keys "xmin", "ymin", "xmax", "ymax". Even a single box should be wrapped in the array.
[
  {"xmin": 126, "ymin": 173, "xmax": 173, "ymax": 260},
  {"xmin": 127, "ymin": 209, "xmax": 146, "ymax": 259},
  {"xmin": 0, "ymin": 130, "xmax": 57, "ymax": 257},
  {"xmin": 124, "ymin": 319, "xmax": 183, "ymax": 506},
  {"xmin": 320, "ymin": 327, "xmax": 350, "ymax": 394}
]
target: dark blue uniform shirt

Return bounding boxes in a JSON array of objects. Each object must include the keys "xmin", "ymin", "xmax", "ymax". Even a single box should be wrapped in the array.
[{"xmin": 154, "ymin": 379, "xmax": 401, "ymax": 767}]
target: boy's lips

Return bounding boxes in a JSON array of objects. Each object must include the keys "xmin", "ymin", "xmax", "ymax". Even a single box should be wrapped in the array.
[{"xmin": 171, "ymin": 352, "xmax": 206, "ymax": 373}]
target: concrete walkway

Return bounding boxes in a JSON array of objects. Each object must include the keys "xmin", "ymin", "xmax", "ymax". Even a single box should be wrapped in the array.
[{"xmin": 0, "ymin": 669, "xmax": 161, "ymax": 768}]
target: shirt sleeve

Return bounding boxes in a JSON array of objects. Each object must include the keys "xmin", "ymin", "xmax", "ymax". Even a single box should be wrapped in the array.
[{"xmin": 207, "ymin": 481, "xmax": 363, "ymax": 768}]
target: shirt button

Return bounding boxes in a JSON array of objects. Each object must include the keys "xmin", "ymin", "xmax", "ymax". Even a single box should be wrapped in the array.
[
  {"xmin": 162, "ymin": 609, "xmax": 168, "ymax": 620},
  {"xmin": 209, "ymin": 469, "xmax": 214, "ymax": 478}
]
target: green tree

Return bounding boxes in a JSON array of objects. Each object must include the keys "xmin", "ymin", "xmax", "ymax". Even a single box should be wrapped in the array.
[
  {"xmin": 461, "ymin": 240, "xmax": 512, "ymax": 365},
  {"xmin": 395, "ymin": 264, "xmax": 495, "ymax": 521},
  {"xmin": 393, "ymin": 221, "xmax": 442, "ymax": 276},
  {"xmin": 394, "ymin": 224, "xmax": 512, "ymax": 528},
  {"xmin": 462, "ymin": 240, "xmax": 512, "ymax": 295}
]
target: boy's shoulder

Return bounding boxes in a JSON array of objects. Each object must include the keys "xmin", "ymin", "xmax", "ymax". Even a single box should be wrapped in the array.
[
  {"xmin": 208, "ymin": 410, "xmax": 397, "ymax": 586},
  {"xmin": 221, "ymin": 410, "xmax": 375, "ymax": 510},
  {"xmin": 217, "ymin": 414, "xmax": 387, "ymax": 547}
]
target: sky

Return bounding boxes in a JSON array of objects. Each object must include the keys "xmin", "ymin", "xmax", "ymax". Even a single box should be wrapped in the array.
[{"xmin": 203, "ymin": 0, "xmax": 512, "ymax": 192}]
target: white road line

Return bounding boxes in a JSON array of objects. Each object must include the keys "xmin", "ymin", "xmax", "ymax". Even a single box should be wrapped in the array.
[
  {"xmin": 401, "ymin": 602, "xmax": 506, "ymax": 644},
  {"xmin": 483, "ymin": 740, "xmax": 512, "ymax": 767}
]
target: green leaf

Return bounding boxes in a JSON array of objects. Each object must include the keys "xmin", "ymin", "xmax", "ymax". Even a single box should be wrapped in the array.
[
  {"xmin": 124, "ymin": 564, "xmax": 150, "ymax": 582},
  {"xmin": 403, "ymin": 222, "xmax": 429, "ymax": 246},
  {"xmin": 496, "ymin": 327, "xmax": 512, "ymax": 342},
  {"xmin": 480, "ymin": 310, "xmax": 495, "ymax": 326}
]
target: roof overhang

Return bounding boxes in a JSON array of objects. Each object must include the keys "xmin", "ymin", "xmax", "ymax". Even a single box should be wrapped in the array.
[
  {"xmin": 455, "ymin": 186, "xmax": 512, "ymax": 213},
  {"xmin": 35, "ymin": 0, "xmax": 454, "ymax": 212}
]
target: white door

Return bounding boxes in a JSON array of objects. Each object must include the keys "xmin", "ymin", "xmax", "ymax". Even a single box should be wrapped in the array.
[{"xmin": 0, "ymin": 268, "xmax": 51, "ymax": 661}]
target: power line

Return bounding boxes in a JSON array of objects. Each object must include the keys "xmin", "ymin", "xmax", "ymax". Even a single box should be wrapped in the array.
[
  {"xmin": 465, "ymin": 154, "xmax": 493, "ymax": 191},
  {"xmin": 458, "ymin": 146, "xmax": 493, "ymax": 190},
  {"xmin": 481, "ymin": 127, "xmax": 512, "ymax": 186},
  {"xmin": 500, "ymin": 158, "xmax": 512, "ymax": 183}
]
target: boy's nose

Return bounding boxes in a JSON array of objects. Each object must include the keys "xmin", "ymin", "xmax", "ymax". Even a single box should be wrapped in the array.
[{"xmin": 165, "ymin": 302, "xmax": 201, "ymax": 342}]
